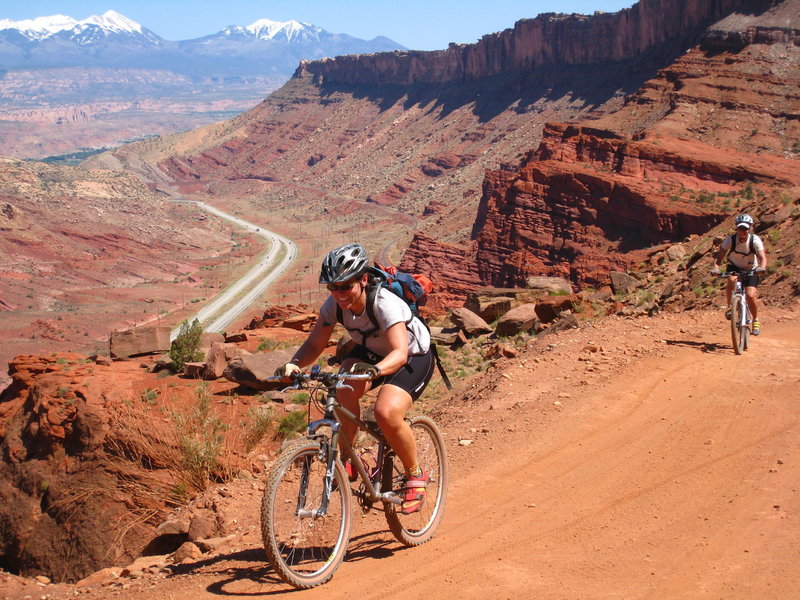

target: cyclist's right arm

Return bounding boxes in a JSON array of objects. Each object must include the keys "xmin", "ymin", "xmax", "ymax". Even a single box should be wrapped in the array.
[
  {"xmin": 288, "ymin": 317, "xmax": 335, "ymax": 368},
  {"xmin": 711, "ymin": 237, "xmax": 732, "ymax": 274}
]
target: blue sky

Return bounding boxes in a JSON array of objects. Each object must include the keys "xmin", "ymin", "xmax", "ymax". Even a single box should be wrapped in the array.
[{"xmin": 4, "ymin": 1, "xmax": 637, "ymax": 51}]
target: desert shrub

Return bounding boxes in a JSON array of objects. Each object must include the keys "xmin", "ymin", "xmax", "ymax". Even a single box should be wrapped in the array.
[
  {"xmin": 291, "ymin": 392, "xmax": 309, "ymax": 405},
  {"xmin": 257, "ymin": 337, "xmax": 293, "ymax": 352},
  {"xmin": 276, "ymin": 410, "xmax": 308, "ymax": 439},
  {"xmin": 171, "ymin": 384, "xmax": 229, "ymax": 489},
  {"xmin": 170, "ymin": 319, "xmax": 204, "ymax": 372},
  {"xmin": 243, "ymin": 405, "xmax": 274, "ymax": 452}
]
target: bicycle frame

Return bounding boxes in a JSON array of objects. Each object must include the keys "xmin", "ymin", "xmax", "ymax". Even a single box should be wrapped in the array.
[
  {"xmin": 732, "ymin": 279, "xmax": 749, "ymax": 328},
  {"xmin": 288, "ymin": 367, "xmax": 402, "ymax": 515}
]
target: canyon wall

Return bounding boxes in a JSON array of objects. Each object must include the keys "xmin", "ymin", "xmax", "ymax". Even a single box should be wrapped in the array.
[
  {"xmin": 297, "ymin": 0, "xmax": 771, "ymax": 86},
  {"xmin": 402, "ymin": 122, "xmax": 800, "ymax": 293}
]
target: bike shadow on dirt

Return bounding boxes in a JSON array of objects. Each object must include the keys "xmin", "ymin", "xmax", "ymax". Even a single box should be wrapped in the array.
[
  {"xmin": 169, "ymin": 530, "xmax": 406, "ymax": 595},
  {"xmin": 664, "ymin": 339, "xmax": 731, "ymax": 354}
]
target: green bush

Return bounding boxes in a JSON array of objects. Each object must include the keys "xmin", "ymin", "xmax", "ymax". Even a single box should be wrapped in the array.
[
  {"xmin": 276, "ymin": 410, "xmax": 308, "ymax": 439},
  {"xmin": 170, "ymin": 319, "xmax": 204, "ymax": 372}
]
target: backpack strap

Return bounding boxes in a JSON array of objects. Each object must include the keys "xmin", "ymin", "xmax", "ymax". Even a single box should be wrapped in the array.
[
  {"xmin": 729, "ymin": 233, "xmax": 756, "ymax": 256},
  {"xmin": 336, "ymin": 283, "xmax": 452, "ymax": 390},
  {"xmin": 335, "ymin": 284, "xmax": 380, "ymax": 340}
]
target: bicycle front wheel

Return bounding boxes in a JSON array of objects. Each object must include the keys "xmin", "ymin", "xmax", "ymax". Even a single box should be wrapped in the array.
[
  {"xmin": 730, "ymin": 298, "xmax": 743, "ymax": 355},
  {"xmin": 383, "ymin": 416, "xmax": 448, "ymax": 546},
  {"xmin": 261, "ymin": 439, "xmax": 352, "ymax": 589},
  {"xmin": 740, "ymin": 306, "xmax": 750, "ymax": 352}
]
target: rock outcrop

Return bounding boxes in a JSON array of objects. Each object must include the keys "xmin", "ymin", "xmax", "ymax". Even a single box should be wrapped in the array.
[
  {"xmin": 404, "ymin": 118, "xmax": 800, "ymax": 296},
  {"xmin": 296, "ymin": 0, "xmax": 769, "ymax": 86}
]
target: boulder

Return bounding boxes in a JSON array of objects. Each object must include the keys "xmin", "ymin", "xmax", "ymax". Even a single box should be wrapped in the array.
[
  {"xmin": 495, "ymin": 304, "xmax": 540, "ymax": 337},
  {"xmin": 484, "ymin": 343, "xmax": 518, "ymax": 360},
  {"xmin": 155, "ymin": 517, "xmax": 190, "ymax": 536},
  {"xmin": 188, "ymin": 514, "xmax": 217, "ymax": 542},
  {"xmin": 200, "ymin": 332, "xmax": 225, "ymax": 347},
  {"xmin": 282, "ymin": 313, "xmax": 317, "ymax": 332},
  {"xmin": 223, "ymin": 349, "xmax": 297, "ymax": 391},
  {"xmin": 463, "ymin": 295, "xmax": 513, "ymax": 323},
  {"xmin": 609, "ymin": 271, "xmax": 639, "ymax": 295},
  {"xmin": 76, "ymin": 567, "xmax": 121, "ymax": 588},
  {"xmin": 224, "ymin": 332, "xmax": 248, "ymax": 343},
  {"xmin": 204, "ymin": 342, "xmax": 251, "ymax": 380},
  {"xmin": 109, "ymin": 326, "xmax": 171, "ymax": 359},
  {"xmin": 525, "ymin": 276, "xmax": 573, "ymax": 295},
  {"xmin": 430, "ymin": 326, "xmax": 468, "ymax": 347},
  {"xmin": 665, "ymin": 244, "xmax": 687, "ymax": 262},
  {"xmin": 183, "ymin": 362, "xmax": 206, "ymax": 379},
  {"xmin": 449, "ymin": 307, "xmax": 493, "ymax": 337},
  {"xmin": 535, "ymin": 295, "xmax": 579, "ymax": 323},
  {"xmin": 170, "ymin": 542, "xmax": 203, "ymax": 564},
  {"xmin": 539, "ymin": 313, "xmax": 580, "ymax": 337}
]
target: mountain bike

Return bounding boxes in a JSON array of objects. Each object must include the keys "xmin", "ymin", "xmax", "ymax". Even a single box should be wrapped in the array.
[
  {"xmin": 722, "ymin": 269, "xmax": 755, "ymax": 355},
  {"xmin": 260, "ymin": 365, "xmax": 448, "ymax": 589}
]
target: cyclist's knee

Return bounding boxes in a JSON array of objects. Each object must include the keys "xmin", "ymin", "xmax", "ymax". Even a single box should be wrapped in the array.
[{"xmin": 374, "ymin": 393, "xmax": 411, "ymax": 428}]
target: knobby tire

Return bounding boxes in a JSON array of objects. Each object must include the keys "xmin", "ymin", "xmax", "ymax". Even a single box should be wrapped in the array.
[
  {"xmin": 261, "ymin": 439, "xmax": 352, "ymax": 589},
  {"xmin": 383, "ymin": 416, "xmax": 448, "ymax": 546},
  {"xmin": 730, "ymin": 296, "xmax": 743, "ymax": 355}
]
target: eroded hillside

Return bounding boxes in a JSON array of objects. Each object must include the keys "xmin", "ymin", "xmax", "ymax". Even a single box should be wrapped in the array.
[{"xmin": 0, "ymin": 156, "xmax": 265, "ymax": 389}]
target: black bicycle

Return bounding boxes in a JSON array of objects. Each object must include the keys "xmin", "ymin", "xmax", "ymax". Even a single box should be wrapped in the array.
[{"xmin": 260, "ymin": 365, "xmax": 448, "ymax": 589}]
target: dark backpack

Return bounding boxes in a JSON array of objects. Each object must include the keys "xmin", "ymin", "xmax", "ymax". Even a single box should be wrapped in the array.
[
  {"xmin": 335, "ymin": 263, "xmax": 451, "ymax": 389},
  {"xmin": 729, "ymin": 233, "xmax": 756, "ymax": 256}
]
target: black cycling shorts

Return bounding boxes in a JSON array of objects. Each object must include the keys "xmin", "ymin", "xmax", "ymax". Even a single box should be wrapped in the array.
[
  {"xmin": 725, "ymin": 265, "xmax": 760, "ymax": 288},
  {"xmin": 343, "ymin": 346, "xmax": 434, "ymax": 401}
]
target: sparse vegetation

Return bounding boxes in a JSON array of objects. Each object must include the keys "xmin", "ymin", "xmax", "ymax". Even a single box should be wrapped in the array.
[
  {"xmin": 243, "ymin": 405, "xmax": 275, "ymax": 452},
  {"xmin": 276, "ymin": 410, "xmax": 308, "ymax": 439},
  {"xmin": 170, "ymin": 384, "xmax": 230, "ymax": 490},
  {"xmin": 169, "ymin": 319, "xmax": 204, "ymax": 372},
  {"xmin": 257, "ymin": 337, "xmax": 294, "ymax": 352}
]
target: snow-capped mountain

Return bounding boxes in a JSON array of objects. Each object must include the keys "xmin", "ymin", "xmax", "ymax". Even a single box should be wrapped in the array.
[
  {"xmin": 221, "ymin": 19, "xmax": 324, "ymax": 43},
  {"xmin": 0, "ymin": 10, "xmax": 162, "ymax": 45},
  {"xmin": 0, "ymin": 11, "xmax": 404, "ymax": 75}
]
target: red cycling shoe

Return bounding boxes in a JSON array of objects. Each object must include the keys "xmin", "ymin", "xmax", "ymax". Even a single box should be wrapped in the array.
[{"xmin": 400, "ymin": 469, "xmax": 429, "ymax": 515}]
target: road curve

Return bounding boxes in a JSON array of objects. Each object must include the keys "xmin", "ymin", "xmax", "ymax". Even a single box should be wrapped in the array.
[{"xmin": 170, "ymin": 202, "xmax": 297, "ymax": 340}]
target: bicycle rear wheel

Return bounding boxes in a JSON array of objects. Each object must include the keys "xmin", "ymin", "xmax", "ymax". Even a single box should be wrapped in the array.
[
  {"xmin": 730, "ymin": 297, "xmax": 743, "ymax": 355},
  {"xmin": 383, "ymin": 416, "xmax": 448, "ymax": 546},
  {"xmin": 261, "ymin": 439, "xmax": 352, "ymax": 589}
]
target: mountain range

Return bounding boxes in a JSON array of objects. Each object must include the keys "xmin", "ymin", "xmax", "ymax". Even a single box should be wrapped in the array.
[{"xmin": 0, "ymin": 10, "xmax": 405, "ymax": 76}]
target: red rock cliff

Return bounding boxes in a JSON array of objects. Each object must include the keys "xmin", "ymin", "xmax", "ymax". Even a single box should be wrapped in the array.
[
  {"xmin": 403, "ymin": 122, "xmax": 800, "ymax": 295},
  {"xmin": 296, "ymin": 0, "xmax": 770, "ymax": 86}
]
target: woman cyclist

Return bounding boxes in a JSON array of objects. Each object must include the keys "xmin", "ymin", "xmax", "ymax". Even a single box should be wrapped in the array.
[
  {"xmin": 711, "ymin": 214, "xmax": 768, "ymax": 335},
  {"xmin": 274, "ymin": 243, "xmax": 434, "ymax": 514}
]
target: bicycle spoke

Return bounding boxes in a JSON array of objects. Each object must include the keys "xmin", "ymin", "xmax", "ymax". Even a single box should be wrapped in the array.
[{"xmin": 262, "ymin": 441, "xmax": 351, "ymax": 588}]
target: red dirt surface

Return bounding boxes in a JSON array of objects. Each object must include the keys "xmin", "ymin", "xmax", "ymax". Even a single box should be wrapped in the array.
[{"xmin": 3, "ymin": 304, "xmax": 798, "ymax": 599}]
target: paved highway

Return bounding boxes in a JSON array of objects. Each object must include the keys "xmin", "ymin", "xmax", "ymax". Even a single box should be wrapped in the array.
[{"xmin": 170, "ymin": 202, "xmax": 297, "ymax": 340}]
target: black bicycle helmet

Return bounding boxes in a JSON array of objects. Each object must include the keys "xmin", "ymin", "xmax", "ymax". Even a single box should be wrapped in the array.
[{"xmin": 319, "ymin": 243, "xmax": 369, "ymax": 284}]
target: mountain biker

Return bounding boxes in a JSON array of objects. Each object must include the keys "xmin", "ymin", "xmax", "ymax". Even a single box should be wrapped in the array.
[
  {"xmin": 711, "ymin": 214, "xmax": 768, "ymax": 335},
  {"xmin": 274, "ymin": 243, "xmax": 434, "ymax": 514}
]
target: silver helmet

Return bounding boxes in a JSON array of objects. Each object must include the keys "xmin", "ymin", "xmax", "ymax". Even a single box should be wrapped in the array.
[
  {"xmin": 735, "ymin": 214, "xmax": 754, "ymax": 229},
  {"xmin": 319, "ymin": 243, "xmax": 369, "ymax": 284}
]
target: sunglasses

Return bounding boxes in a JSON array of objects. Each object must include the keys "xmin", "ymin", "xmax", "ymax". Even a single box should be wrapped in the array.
[{"xmin": 326, "ymin": 280, "xmax": 357, "ymax": 293}]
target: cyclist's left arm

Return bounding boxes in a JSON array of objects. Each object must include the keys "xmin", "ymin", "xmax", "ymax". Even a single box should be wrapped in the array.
[{"xmin": 755, "ymin": 236, "xmax": 767, "ymax": 271}]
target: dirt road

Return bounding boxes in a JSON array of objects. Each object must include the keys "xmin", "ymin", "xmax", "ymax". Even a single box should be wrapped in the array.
[{"xmin": 6, "ymin": 306, "xmax": 799, "ymax": 599}]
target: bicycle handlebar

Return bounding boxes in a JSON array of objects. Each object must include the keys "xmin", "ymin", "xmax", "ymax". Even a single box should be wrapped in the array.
[
  {"xmin": 266, "ymin": 369, "xmax": 374, "ymax": 386},
  {"xmin": 715, "ymin": 268, "xmax": 760, "ymax": 278}
]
